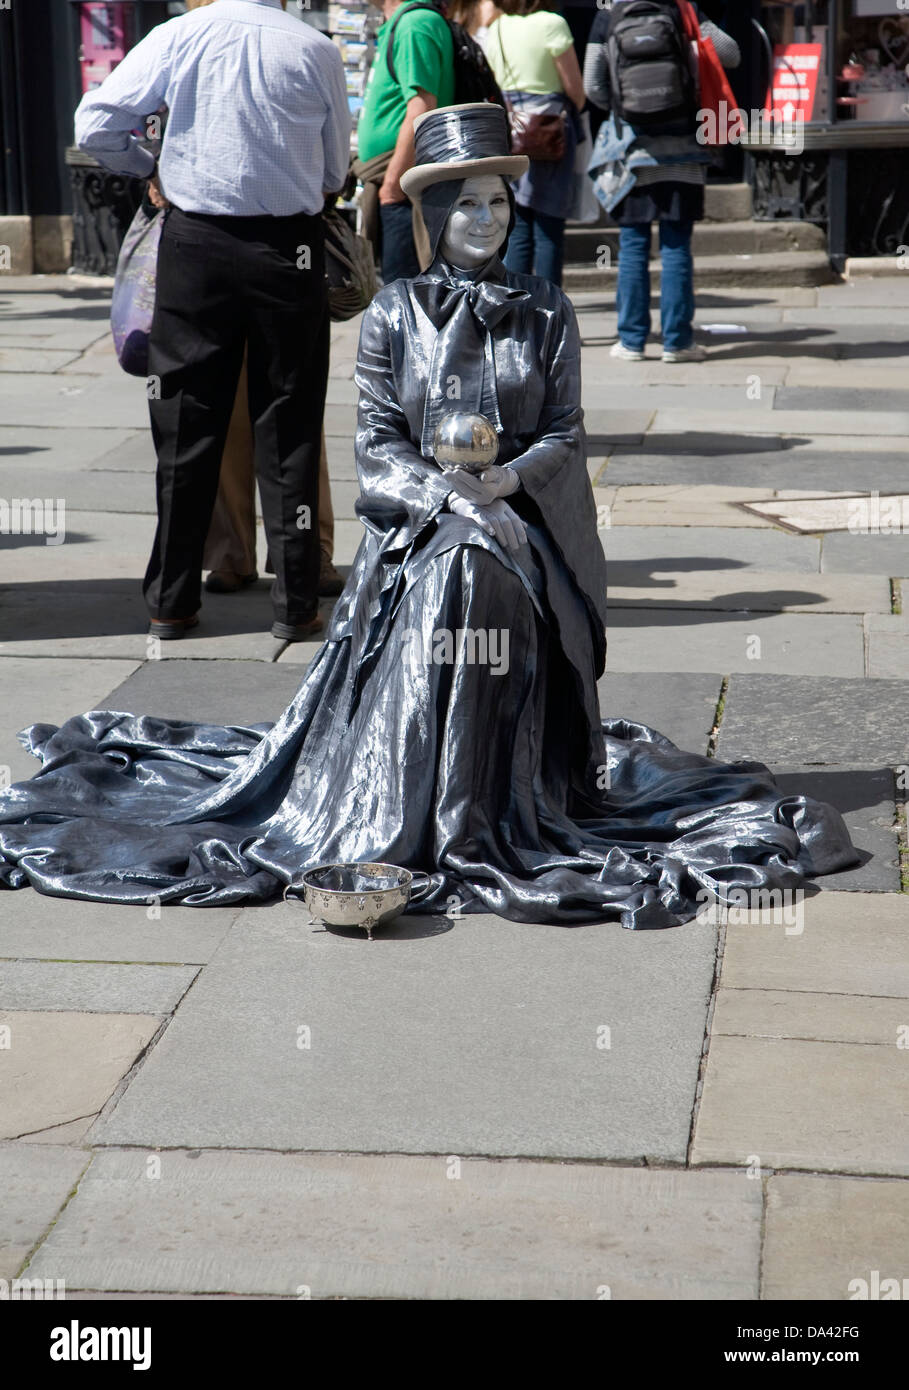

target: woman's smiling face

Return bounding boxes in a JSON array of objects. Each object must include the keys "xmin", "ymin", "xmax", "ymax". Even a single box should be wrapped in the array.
[{"xmin": 439, "ymin": 175, "xmax": 511, "ymax": 269}]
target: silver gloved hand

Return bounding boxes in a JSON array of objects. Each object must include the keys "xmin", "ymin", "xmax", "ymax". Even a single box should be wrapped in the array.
[
  {"xmin": 448, "ymin": 493, "xmax": 527, "ymax": 551},
  {"xmin": 443, "ymin": 463, "xmax": 520, "ymax": 507}
]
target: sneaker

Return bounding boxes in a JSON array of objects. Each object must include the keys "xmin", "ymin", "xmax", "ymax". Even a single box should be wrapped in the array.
[
  {"xmin": 610, "ymin": 341, "xmax": 645, "ymax": 362},
  {"xmin": 318, "ymin": 548, "xmax": 345, "ymax": 597},
  {"xmin": 662, "ymin": 344, "xmax": 707, "ymax": 363}
]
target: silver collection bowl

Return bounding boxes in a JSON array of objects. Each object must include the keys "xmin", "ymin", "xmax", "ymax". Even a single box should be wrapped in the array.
[
  {"xmin": 432, "ymin": 411, "xmax": 500, "ymax": 475},
  {"xmin": 291, "ymin": 861, "xmax": 423, "ymax": 939}
]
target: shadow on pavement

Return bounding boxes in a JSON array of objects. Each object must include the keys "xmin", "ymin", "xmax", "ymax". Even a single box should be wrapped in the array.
[{"xmin": 591, "ymin": 432, "xmax": 813, "ymax": 454}]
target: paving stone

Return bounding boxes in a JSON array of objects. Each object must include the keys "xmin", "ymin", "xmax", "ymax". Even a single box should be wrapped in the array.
[
  {"xmin": 817, "ymin": 278, "xmax": 909, "ymax": 307},
  {"xmin": 577, "ymin": 409, "xmax": 654, "ymax": 447},
  {"xmin": 0, "ymin": 463, "xmax": 156, "ymax": 514},
  {"xmin": 770, "ymin": 766, "xmax": 900, "ymax": 893},
  {"xmin": 0, "ymin": 347, "xmax": 82, "ymax": 373},
  {"xmin": 864, "ymin": 613, "xmax": 909, "ymax": 680},
  {"xmin": 784, "ymin": 363, "xmax": 909, "ymax": 389},
  {"xmin": 712, "ymin": 989, "xmax": 907, "ymax": 1046},
  {"xmin": 608, "ymin": 569, "xmax": 889, "ymax": 615},
  {"xmin": 88, "ymin": 431, "xmax": 156, "ymax": 472},
  {"xmin": 821, "ymin": 532, "xmax": 909, "ymax": 574},
  {"xmin": 0, "ymin": 583, "xmax": 308, "ymax": 661},
  {"xmin": 323, "ymin": 404, "xmax": 359, "ymax": 437},
  {"xmin": 868, "ymin": 630, "xmax": 909, "ymax": 681},
  {"xmin": 91, "ymin": 908, "xmax": 718, "ymax": 1161},
  {"xmin": 581, "ymin": 355, "xmax": 788, "ymax": 388},
  {"xmin": 323, "ymin": 438, "xmax": 358, "ymax": 481},
  {"xmin": 0, "ymin": 426, "xmax": 141, "ymax": 472},
  {"xmin": 24, "ymin": 1115, "xmax": 97, "ymax": 1146},
  {"xmin": 651, "ymin": 406, "xmax": 909, "ymax": 438},
  {"xmin": 583, "ymin": 386, "xmax": 776, "ymax": 412},
  {"xmin": 0, "ymin": 588, "xmax": 159, "ymax": 661},
  {"xmin": 0, "ymin": 962, "xmax": 198, "ymax": 1014},
  {"xmin": 100, "ymin": 657, "xmax": 307, "ymax": 726},
  {"xmin": 0, "ymin": 321, "xmax": 111, "ymax": 352},
  {"xmin": 274, "ymin": 639, "xmax": 323, "ymax": 666},
  {"xmin": 605, "ymin": 446, "xmax": 909, "ymax": 490},
  {"xmin": 717, "ymin": 676, "xmax": 909, "ymax": 764},
  {"xmin": 0, "ymin": 372, "xmax": 148, "ymax": 430},
  {"xmin": 774, "ymin": 386, "xmax": 909, "ymax": 414},
  {"xmin": 781, "ymin": 306, "xmax": 909, "ymax": 326},
  {"xmin": 763, "ymin": 1174, "xmax": 909, "ymax": 1301},
  {"xmin": 591, "ymin": 486, "xmax": 617, "ymax": 518},
  {"xmin": 691, "ymin": 1033, "xmax": 909, "ymax": 1176},
  {"xmin": 324, "ymin": 379, "xmax": 358, "ymax": 405},
  {"xmin": 719, "ymin": 891, "xmax": 909, "ymax": 998},
  {"xmin": 322, "ymin": 477, "xmax": 361, "ymax": 520},
  {"xmin": 597, "ymin": 672, "xmax": 721, "ymax": 754},
  {"xmin": 610, "ymin": 485, "xmax": 775, "ymax": 528},
  {"xmin": 604, "ymin": 525, "xmax": 820, "ymax": 577},
  {"xmin": 0, "ymin": 894, "xmax": 239, "ymax": 965},
  {"xmin": 0, "ymin": 656, "xmax": 139, "ymax": 783},
  {"xmin": 25, "ymin": 1148, "xmax": 761, "ymax": 1299},
  {"xmin": 0, "ymin": 1143, "xmax": 89, "ymax": 1279},
  {"xmin": 58, "ymin": 333, "xmax": 122, "ymax": 377},
  {"xmin": 0, "ymin": 510, "xmax": 152, "ymax": 584},
  {"xmin": 0, "ymin": 1011, "xmax": 159, "ymax": 1139},
  {"xmin": 332, "ymin": 517, "xmax": 365, "ymax": 566},
  {"xmin": 605, "ymin": 611, "xmax": 863, "ymax": 677}
]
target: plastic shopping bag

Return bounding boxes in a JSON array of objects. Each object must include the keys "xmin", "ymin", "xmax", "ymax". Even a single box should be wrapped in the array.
[{"xmin": 110, "ymin": 203, "xmax": 162, "ymax": 377}]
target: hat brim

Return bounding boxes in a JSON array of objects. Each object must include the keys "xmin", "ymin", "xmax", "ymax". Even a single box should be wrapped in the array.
[{"xmin": 401, "ymin": 155, "xmax": 529, "ymax": 200}]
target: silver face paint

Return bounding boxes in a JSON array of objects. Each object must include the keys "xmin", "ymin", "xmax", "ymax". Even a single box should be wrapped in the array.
[{"xmin": 439, "ymin": 175, "xmax": 511, "ymax": 269}]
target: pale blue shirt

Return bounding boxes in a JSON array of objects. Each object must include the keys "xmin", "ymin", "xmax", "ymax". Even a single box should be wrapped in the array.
[{"xmin": 74, "ymin": 0, "xmax": 351, "ymax": 217}]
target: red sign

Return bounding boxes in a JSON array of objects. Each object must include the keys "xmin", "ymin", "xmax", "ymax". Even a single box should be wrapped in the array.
[{"xmin": 763, "ymin": 44, "xmax": 822, "ymax": 121}]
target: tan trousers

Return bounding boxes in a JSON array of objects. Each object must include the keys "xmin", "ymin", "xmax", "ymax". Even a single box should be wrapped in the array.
[{"xmin": 202, "ymin": 349, "xmax": 334, "ymax": 575}]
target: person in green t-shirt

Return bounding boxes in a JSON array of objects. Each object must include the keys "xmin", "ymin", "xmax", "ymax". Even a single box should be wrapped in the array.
[{"xmin": 357, "ymin": 0, "xmax": 455, "ymax": 282}]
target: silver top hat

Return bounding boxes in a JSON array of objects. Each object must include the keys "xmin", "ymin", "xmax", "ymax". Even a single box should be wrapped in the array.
[{"xmin": 400, "ymin": 103, "xmax": 528, "ymax": 200}]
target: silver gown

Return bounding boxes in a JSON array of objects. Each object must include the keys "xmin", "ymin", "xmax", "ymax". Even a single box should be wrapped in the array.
[{"xmin": 0, "ymin": 255, "xmax": 857, "ymax": 927}]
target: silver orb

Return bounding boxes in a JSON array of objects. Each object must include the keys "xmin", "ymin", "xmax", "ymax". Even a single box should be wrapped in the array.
[{"xmin": 432, "ymin": 411, "xmax": 500, "ymax": 475}]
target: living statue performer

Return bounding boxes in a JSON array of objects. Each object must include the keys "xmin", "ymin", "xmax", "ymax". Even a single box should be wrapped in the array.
[{"xmin": 0, "ymin": 105, "xmax": 857, "ymax": 928}]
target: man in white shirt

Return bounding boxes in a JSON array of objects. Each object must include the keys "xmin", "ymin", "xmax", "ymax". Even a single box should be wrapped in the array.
[{"xmin": 75, "ymin": 0, "xmax": 351, "ymax": 641}]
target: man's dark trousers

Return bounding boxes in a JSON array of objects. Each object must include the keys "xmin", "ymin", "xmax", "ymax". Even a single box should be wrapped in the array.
[{"xmin": 144, "ymin": 206, "xmax": 329, "ymax": 625}]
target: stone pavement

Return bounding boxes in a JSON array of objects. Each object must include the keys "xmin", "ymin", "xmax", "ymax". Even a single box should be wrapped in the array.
[{"xmin": 1, "ymin": 273, "xmax": 908, "ymax": 1301}]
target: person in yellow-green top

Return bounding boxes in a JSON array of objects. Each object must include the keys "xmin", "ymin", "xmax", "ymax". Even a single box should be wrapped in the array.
[
  {"xmin": 485, "ymin": 0, "xmax": 585, "ymax": 286},
  {"xmin": 355, "ymin": 0, "xmax": 456, "ymax": 283}
]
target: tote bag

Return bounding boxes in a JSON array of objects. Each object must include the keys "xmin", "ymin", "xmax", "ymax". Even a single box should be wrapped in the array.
[
  {"xmin": 110, "ymin": 203, "xmax": 162, "ymax": 377},
  {"xmin": 676, "ymin": 0, "xmax": 739, "ymax": 145}
]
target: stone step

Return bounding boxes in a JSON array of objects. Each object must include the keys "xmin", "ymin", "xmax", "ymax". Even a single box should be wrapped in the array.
[
  {"xmin": 565, "ymin": 219, "xmax": 825, "ymax": 263},
  {"xmin": 562, "ymin": 249, "xmax": 838, "ymax": 290},
  {"xmin": 704, "ymin": 181, "xmax": 753, "ymax": 221}
]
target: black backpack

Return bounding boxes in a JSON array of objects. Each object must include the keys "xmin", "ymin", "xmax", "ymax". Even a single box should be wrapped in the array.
[
  {"xmin": 385, "ymin": 3, "xmax": 509, "ymax": 123},
  {"xmin": 606, "ymin": 0, "xmax": 696, "ymax": 129}
]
